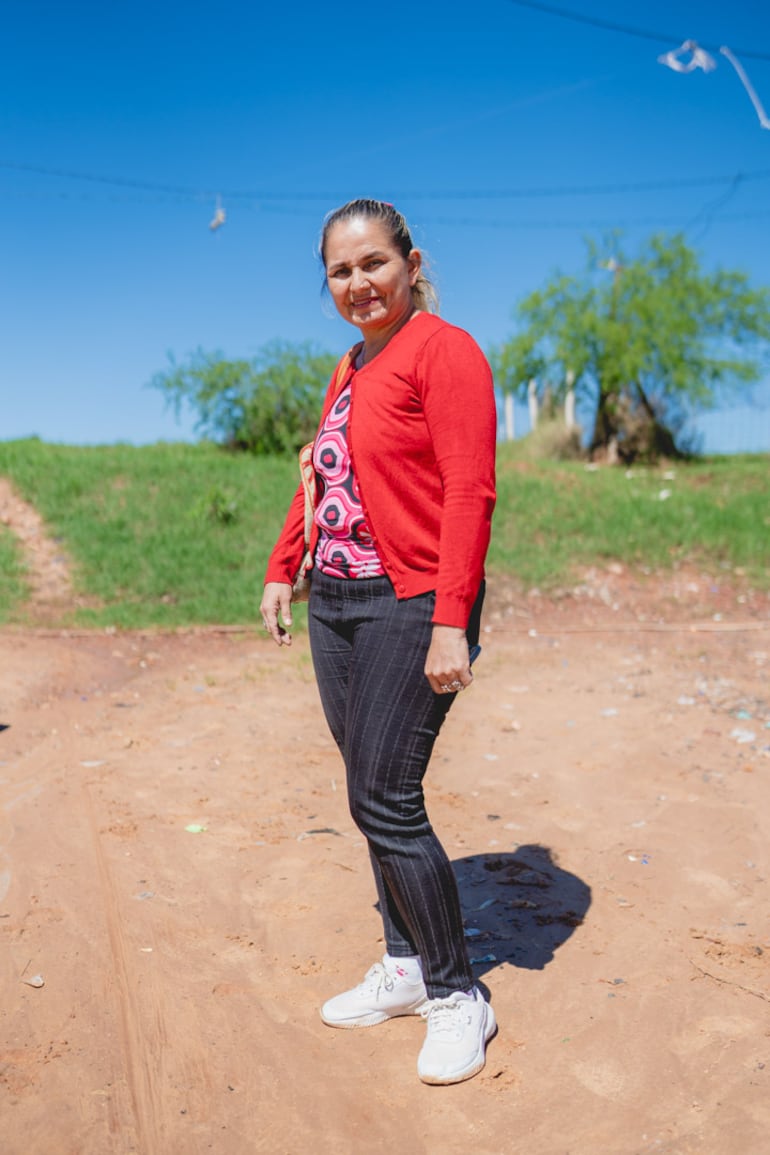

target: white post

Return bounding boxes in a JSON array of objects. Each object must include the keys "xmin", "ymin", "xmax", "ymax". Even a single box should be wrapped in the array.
[
  {"xmin": 528, "ymin": 379, "xmax": 538, "ymax": 431},
  {"xmin": 504, "ymin": 392, "xmax": 515, "ymax": 441},
  {"xmin": 565, "ymin": 369, "xmax": 576, "ymax": 428}
]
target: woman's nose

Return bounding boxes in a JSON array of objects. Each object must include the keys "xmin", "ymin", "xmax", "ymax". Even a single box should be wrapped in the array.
[{"xmin": 350, "ymin": 267, "xmax": 369, "ymax": 291}]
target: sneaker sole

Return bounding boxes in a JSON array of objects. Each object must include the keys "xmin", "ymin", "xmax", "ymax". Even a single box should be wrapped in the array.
[
  {"xmin": 321, "ymin": 999, "xmax": 427, "ymax": 1030},
  {"xmin": 418, "ymin": 1003, "xmax": 498, "ymax": 1085}
]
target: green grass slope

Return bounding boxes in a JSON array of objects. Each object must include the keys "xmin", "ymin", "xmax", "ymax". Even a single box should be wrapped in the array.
[{"xmin": 0, "ymin": 438, "xmax": 767, "ymax": 628}]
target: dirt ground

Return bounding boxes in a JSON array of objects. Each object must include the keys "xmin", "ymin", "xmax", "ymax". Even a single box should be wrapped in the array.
[{"xmin": 1, "ymin": 483, "xmax": 770, "ymax": 1153}]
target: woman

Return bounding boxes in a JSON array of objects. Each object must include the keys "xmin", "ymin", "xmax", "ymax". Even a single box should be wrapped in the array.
[{"xmin": 260, "ymin": 199, "xmax": 497, "ymax": 1085}]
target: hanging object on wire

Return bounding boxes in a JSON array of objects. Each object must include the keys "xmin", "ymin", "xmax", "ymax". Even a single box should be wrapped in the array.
[
  {"xmin": 658, "ymin": 40, "xmax": 769, "ymax": 130},
  {"xmin": 209, "ymin": 196, "xmax": 226, "ymax": 231},
  {"xmin": 719, "ymin": 46, "xmax": 770, "ymax": 130},
  {"xmin": 658, "ymin": 39, "xmax": 716, "ymax": 73}
]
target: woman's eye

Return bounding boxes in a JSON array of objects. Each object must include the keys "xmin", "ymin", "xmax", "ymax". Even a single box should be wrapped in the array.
[{"xmin": 330, "ymin": 268, "xmax": 349, "ymax": 279}]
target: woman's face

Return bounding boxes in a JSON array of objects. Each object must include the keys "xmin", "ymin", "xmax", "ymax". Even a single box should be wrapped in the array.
[{"xmin": 324, "ymin": 217, "xmax": 421, "ymax": 336}]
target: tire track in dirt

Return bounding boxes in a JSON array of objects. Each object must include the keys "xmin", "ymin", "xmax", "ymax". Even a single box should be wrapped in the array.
[{"xmin": 81, "ymin": 780, "xmax": 166, "ymax": 1154}]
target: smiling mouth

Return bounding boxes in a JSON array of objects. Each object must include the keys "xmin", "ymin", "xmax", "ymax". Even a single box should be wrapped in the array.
[{"xmin": 351, "ymin": 297, "xmax": 379, "ymax": 308}]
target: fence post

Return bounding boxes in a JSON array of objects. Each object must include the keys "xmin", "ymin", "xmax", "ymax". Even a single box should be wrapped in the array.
[
  {"xmin": 503, "ymin": 392, "xmax": 515, "ymax": 441},
  {"xmin": 565, "ymin": 369, "xmax": 576, "ymax": 428},
  {"xmin": 528, "ymin": 379, "xmax": 538, "ymax": 431}
]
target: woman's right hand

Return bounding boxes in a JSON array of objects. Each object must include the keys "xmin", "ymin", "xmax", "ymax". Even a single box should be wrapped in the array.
[{"xmin": 260, "ymin": 582, "xmax": 294, "ymax": 646}]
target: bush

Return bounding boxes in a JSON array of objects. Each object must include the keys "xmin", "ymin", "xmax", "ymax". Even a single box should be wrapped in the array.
[
  {"xmin": 150, "ymin": 340, "xmax": 338, "ymax": 455},
  {"xmin": 511, "ymin": 420, "xmax": 585, "ymax": 462}
]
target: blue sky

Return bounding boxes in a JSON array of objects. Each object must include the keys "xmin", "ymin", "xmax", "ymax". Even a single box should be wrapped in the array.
[{"xmin": 2, "ymin": 0, "xmax": 769, "ymax": 451}]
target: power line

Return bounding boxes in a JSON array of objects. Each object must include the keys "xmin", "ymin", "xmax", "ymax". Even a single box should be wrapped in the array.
[
  {"xmin": 2, "ymin": 158, "xmax": 770, "ymax": 201},
  {"xmin": 4, "ymin": 182, "xmax": 767, "ymax": 230},
  {"xmin": 426, "ymin": 209, "xmax": 770, "ymax": 230},
  {"xmin": 501, "ymin": 0, "xmax": 770, "ymax": 63}
]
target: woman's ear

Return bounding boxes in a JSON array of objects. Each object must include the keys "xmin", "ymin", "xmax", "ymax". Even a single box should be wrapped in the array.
[{"xmin": 407, "ymin": 248, "xmax": 422, "ymax": 285}]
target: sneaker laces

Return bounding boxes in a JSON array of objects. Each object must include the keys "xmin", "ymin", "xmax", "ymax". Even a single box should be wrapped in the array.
[
  {"xmin": 357, "ymin": 962, "xmax": 397, "ymax": 998},
  {"xmin": 420, "ymin": 994, "xmax": 470, "ymax": 1039}
]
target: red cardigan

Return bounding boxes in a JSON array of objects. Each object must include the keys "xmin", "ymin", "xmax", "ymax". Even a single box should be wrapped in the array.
[{"xmin": 264, "ymin": 312, "xmax": 497, "ymax": 629}]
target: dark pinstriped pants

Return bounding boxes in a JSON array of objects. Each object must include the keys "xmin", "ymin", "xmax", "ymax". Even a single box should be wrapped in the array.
[{"xmin": 308, "ymin": 570, "xmax": 483, "ymax": 999}]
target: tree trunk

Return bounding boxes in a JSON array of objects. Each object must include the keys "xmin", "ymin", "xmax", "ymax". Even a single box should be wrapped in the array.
[
  {"xmin": 634, "ymin": 380, "xmax": 682, "ymax": 459},
  {"xmin": 589, "ymin": 386, "xmax": 620, "ymax": 454}
]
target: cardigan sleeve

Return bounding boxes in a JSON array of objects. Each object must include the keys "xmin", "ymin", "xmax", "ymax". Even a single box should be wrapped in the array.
[
  {"xmin": 263, "ymin": 480, "xmax": 306, "ymax": 586},
  {"xmin": 262, "ymin": 349, "xmax": 355, "ymax": 587},
  {"xmin": 416, "ymin": 327, "xmax": 497, "ymax": 627}
]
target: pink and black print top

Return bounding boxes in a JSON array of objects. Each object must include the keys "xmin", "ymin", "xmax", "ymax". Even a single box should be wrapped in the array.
[{"xmin": 312, "ymin": 382, "xmax": 386, "ymax": 579}]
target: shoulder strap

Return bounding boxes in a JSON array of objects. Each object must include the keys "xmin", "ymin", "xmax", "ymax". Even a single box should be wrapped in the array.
[
  {"xmin": 296, "ymin": 344, "xmax": 359, "ymax": 545},
  {"xmin": 331, "ymin": 344, "xmax": 359, "ymax": 399}
]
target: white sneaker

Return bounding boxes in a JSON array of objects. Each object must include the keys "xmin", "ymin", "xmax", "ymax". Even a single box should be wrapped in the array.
[
  {"xmin": 417, "ymin": 987, "xmax": 497, "ymax": 1085},
  {"xmin": 320, "ymin": 956, "xmax": 428, "ymax": 1029}
]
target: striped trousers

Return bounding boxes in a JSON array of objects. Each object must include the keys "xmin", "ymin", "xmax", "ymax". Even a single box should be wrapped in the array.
[{"xmin": 308, "ymin": 570, "xmax": 483, "ymax": 998}]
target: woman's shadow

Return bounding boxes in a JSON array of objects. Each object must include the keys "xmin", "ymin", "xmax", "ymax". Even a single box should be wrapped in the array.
[{"xmin": 452, "ymin": 844, "xmax": 591, "ymax": 979}]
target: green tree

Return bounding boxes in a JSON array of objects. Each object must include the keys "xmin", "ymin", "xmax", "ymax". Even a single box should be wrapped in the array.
[
  {"xmin": 491, "ymin": 234, "xmax": 770, "ymax": 461},
  {"xmin": 150, "ymin": 340, "xmax": 338, "ymax": 454}
]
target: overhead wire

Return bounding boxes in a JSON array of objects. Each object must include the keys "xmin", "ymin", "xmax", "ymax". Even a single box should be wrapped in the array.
[
  {"xmin": 4, "ymin": 180, "xmax": 766, "ymax": 231},
  {"xmin": 1, "ymin": 158, "xmax": 769, "ymax": 202},
  {"xmin": 500, "ymin": 0, "xmax": 770, "ymax": 63}
]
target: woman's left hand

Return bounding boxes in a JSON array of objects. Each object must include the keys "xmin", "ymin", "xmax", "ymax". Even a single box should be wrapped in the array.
[{"xmin": 425, "ymin": 625, "xmax": 473, "ymax": 695}]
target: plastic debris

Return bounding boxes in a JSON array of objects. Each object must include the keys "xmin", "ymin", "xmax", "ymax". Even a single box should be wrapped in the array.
[
  {"xmin": 185, "ymin": 823, "xmax": 207, "ymax": 834},
  {"xmin": 601, "ymin": 708, "xmax": 619, "ymax": 717},
  {"xmin": 470, "ymin": 954, "xmax": 497, "ymax": 964},
  {"xmin": 730, "ymin": 728, "xmax": 756, "ymax": 745},
  {"xmin": 677, "ymin": 696, "xmax": 696, "ymax": 706},
  {"xmin": 475, "ymin": 898, "xmax": 495, "ymax": 911},
  {"xmin": 734, "ymin": 710, "xmax": 753, "ymax": 720},
  {"xmin": 464, "ymin": 927, "xmax": 483, "ymax": 938},
  {"xmin": 23, "ymin": 974, "xmax": 45, "ymax": 988},
  {"xmin": 133, "ymin": 891, "xmax": 155, "ymax": 901}
]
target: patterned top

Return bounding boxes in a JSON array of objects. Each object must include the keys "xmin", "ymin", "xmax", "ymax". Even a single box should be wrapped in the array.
[{"xmin": 312, "ymin": 382, "xmax": 386, "ymax": 579}]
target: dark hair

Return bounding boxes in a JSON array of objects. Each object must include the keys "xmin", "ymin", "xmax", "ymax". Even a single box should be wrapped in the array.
[{"xmin": 319, "ymin": 198, "xmax": 439, "ymax": 314}]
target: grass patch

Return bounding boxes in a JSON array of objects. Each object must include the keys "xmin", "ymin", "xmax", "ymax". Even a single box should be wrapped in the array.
[
  {"xmin": 0, "ymin": 523, "xmax": 27, "ymax": 623},
  {"xmin": 489, "ymin": 447, "xmax": 770, "ymax": 590},
  {"xmin": 0, "ymin": 439, "xmax": 301, "ymax": 628},
  {"xmin": 0, "ymin": 438, "xmax": 767, "ymax": 628}
]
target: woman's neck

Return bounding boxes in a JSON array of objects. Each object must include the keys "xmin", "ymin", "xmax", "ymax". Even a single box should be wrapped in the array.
[{"xmin": 358, "ymin": 308, "xmax": 419, "ymax": 367}]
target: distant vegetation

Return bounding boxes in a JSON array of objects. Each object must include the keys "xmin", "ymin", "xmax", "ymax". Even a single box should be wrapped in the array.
[
  {"xmin": 0, "ymin": 439, "xmax": 767, "ymax": 628},
  {"xmin": 150, "ymin": 340, "xmax": 338, "ymax": 454},
  {"xmin": 491, "ymin": 233, "xmax": 770, "ymax": 463}
]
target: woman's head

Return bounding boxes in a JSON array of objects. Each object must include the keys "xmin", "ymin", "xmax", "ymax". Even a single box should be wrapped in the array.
[{"xmin": 320, "ymin": 199, "xmax": 438, "ymax": 315}]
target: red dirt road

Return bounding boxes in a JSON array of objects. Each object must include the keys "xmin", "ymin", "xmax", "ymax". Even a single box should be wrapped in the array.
[{"xmin": 2, "ymin": 577, "xmax": 769, "ymax": 1154}]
